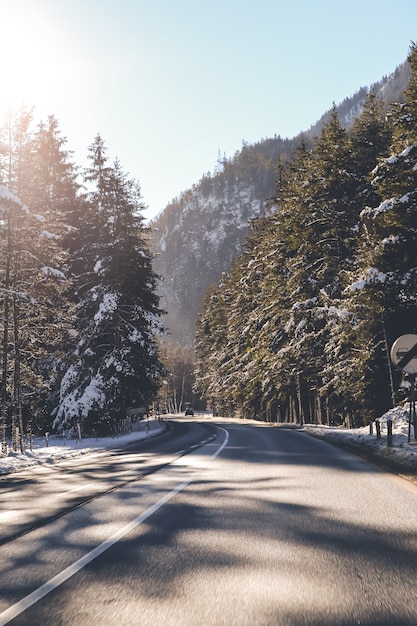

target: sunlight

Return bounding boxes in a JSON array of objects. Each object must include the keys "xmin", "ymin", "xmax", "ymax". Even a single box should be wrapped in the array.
[
  {"xmin": 0, "ymin": 510, "xmax": 26, "ymax": 522},
  {"xmin": 1, "ymin": 7, "xmax": 49, "ymax": 111},
  {"xmin": 0, "ymin": 5, "xmax": 90, "ymax": 121}
]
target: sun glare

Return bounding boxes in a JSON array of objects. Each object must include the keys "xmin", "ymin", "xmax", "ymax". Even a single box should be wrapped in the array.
[
  {"xmin": 0, "ymin": 4, "xmax": 87, "ymax": 120},
  {"xmin": 1, "ymin": 7, "xmax": 46, "ymax": 109}
]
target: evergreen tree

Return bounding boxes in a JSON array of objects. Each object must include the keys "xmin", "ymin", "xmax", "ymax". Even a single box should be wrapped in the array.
[
  {"xmin": 197, "ymin": 107, "xmax": 390, "ymax": 426},
  {"xmin": 0, "ymin": 112, "xmax": 75, "ymax": 449},
  {"xmin": 350, "ymin": 91, "xmax": 392, "ymax": 180},
  {"xmin": 218, "ymin": 214, "xmax": 286, "ymax": 420},
  {"xmin": 275, "ymin": 109, "xmax": 361, "ymax": 423},
  {"xmin": 0, "ymin": 106, "xmax": 34, "ymax": 197},
  {"xmin": 324, "ymin": 93, "xmax": 394, "ymax": 422},
  {"xmin": 390, "ymin": 42, "xmax": 417, "ymax": 150},
  {"xmin": 346, "ymin": 43, "xmax": 417, "ymax": 415},
  {"xmin": 25, "ymin": 116, "xmax": 80, "ymax": 431},
  {"xmin": 54, "ymin": 136, "xmax": 164, "ymax": 435},
  {"xmin": 195, "ymin": 281, "xmax": 231, "ymax": 415}
]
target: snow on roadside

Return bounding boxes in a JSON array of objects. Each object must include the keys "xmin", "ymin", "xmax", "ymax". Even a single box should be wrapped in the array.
[
  {"xmin": 0, "ymin": 419, "xmax": 166, "ymax": 476},
  {"xmin": 2, "ymin": 407, "xmax": 417, "ymax": 477},
  {"xmin": 302, "ymin": 404, "xmax": 417, "ymax": 473}
]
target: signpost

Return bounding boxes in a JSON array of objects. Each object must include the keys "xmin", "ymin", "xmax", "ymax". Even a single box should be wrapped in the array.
[{"xmin": 390, "ymin": 334, "xmax": 417, "ymax": 443}]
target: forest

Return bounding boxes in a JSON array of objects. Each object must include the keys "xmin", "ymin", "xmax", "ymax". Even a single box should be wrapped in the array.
[
  {"xmin": 0, "ymin": 117, "xmax": 165, "ymax": 452},
  {"xmin": 2, "ymin": 44, "xmax": 417, "ymax": 453},
  {"xmin": 151, "ymin": 59, "xmax": 410, "ymax": 347},
  {"xmin": 194, "ymin": 44, "xmax": 417, "ymax": 428}
]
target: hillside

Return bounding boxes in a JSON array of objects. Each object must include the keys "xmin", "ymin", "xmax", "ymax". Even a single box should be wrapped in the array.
[{"xmin": 151, "ymin": 60, "xmax": 411, "ymax": 346}]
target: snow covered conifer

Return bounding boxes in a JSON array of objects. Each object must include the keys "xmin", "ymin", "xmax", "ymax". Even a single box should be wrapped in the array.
[
  {"xmin": 0, "ymin": 111, "xmax": 77, "ymax": 450},
  {"xmin": 195, "ymin": 282, "xmax": 231, "ymax": 416},
  {"xmin": 359, "ymin": 44, "xmax": 417, "ymax": 335},
  {"xmin": 54, "ymin": 136, "xmax": 164, "ymax": 435},
  {"xmin": 344, "ymin": 43, "xmax": 417, "ymax": 415},
  {"xmin": 321, "ymin": 93, "xmax": 393, "ymax": 422}
]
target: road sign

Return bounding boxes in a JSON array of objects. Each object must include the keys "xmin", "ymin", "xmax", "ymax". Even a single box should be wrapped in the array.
[{"xmin": 390, "ymin": 334, "xmax": 417, "ymax": 374}]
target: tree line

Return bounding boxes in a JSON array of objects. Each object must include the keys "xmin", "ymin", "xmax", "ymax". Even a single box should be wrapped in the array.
[
  {"xmin": 195, "ymin": 44, "xmax": 417, "ymax": 428},
  {"xmin": 0, "ymin": 112, "xmax": 164, "ymax": 452}
]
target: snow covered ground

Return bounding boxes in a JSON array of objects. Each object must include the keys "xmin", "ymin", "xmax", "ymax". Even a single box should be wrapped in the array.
[
  {"xmin": 0, "ymin": 418, "xmax": 166, "ymax": 476},
  {"xmin": 1, "ymin": 407, "xmax": 417, "ymax": 478},
  {"xmin": 302, "ymin": 404, "xmax": 417, "ymax": 476}
]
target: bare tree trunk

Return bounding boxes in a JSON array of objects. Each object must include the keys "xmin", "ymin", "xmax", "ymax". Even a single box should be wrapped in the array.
[
  {"xmin": 13, "ymin": 286, "xmax": 25, "ymax": 453},
  {"xmin": 1, "ymin": 295, "xmax": 9, "ymax": 454},
  {"xmin": 179, "ymin": 370, "xmax": 185, "ymax": 413},
  {"xmin": 290, "ymin": 387, "xmax": 299, "ymax": 424},
  {"xmin": 325, "ymin": 396, "xmax": 331, "ymax": 426},
  {"xmin": 1, "ymin": 208, "xmax": 12, "ymax": 455},
  {"xmin": 316, "ymin": 387, "xmax": 323, "ymax": 425},
  {"xmin": 296, "ymin": 375, "xmax": 303, "ymax": 426},
  {"xmin": 383, "ymin": 320, "xmax": 396, "ymax": 408},
  {"xmin": 171, "ymin": 364, "xmax": 178, "ymax": 413}
]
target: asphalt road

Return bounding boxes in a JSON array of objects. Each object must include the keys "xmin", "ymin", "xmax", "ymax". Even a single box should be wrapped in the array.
[{"xmin": 1, "ymin": 417, "xmax": 417, "ymax": 625}]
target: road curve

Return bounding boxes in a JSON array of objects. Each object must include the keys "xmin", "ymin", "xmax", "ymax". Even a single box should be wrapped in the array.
[
  {"xmin": 1, "ymin": 416, "xmax": 417, "ymax": 625},
  {"xmin": 0, "ymin": 419, "xmax": 215, "ymax": 544}
]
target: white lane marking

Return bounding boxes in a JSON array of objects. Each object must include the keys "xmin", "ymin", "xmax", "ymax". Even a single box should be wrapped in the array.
[
  {"xmin": 0, "ymin": 427, "xmax": 229, "ymax": 625},
  {"xmin": 210, "ymin": 427, "xmax": 228, "ymax": 459}
]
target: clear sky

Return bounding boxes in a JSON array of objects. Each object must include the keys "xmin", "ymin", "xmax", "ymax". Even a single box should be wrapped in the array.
[{"xmin": 1, "ymin": 0, "xmax": 416, "ymax": 219}]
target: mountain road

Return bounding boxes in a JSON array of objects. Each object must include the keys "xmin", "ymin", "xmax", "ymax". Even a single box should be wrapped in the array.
[{"xmin": 1, "ymin": 417, "xmax": 417, "ymax": 625}]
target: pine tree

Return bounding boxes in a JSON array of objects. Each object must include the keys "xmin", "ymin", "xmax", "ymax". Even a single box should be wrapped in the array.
[
  {"xmin": 346, "ymin": 43, "xmax": 417, "ymax": 415},
  {"xmin": 195, "ymin": 281, "xmax": 232, "ymax": 416},
  {"xmin": 273, "ymin": 110, "xmax": 362, "ymax": 423},
  {"xmin": 218, "ymin": 215, "xmax": 286, "ymax": 420},
  {"xmin": 26, "ymin": 116, "xmax": 79, "ymax": 433},
  {"xmin": 54, "ymin": 136, "xmax": 164, "ymax": 435},
  {"xmin": 390, "ymin": 42, "xmax": 417, "ymax": 150},
  {"xmin": 350, "ymin": 91, "xmax": 392, "ymax": 179},
  {"xmin": 0, "ymin": 111, "xmax": 79, "ymax": 449},
  {"xmin": 324, "ymin": 93, "xmax": 394, "ymax": 423}
]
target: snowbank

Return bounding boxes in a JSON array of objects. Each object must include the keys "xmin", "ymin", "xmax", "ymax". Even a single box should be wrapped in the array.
[
  {"xmin": 302, "ymin": 404, "xmax": 417, "ymax": 475},
  {"xmin": 0, "ymin": 418, "xmax": 166, "ymax": 475},
  {"xmin": 2, "ymin": 409, "xmax": 417, "ymax": 478}
]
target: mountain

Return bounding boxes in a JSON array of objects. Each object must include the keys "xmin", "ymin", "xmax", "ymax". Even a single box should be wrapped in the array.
[{"xmin": 151, "ymin": 60, "xmax": 411, "ymax": 346}]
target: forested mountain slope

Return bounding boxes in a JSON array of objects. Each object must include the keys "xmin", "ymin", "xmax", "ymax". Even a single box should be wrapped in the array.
[{"xmin": 151, "ymin": 60, "xmax": 410, "ymax": 346}]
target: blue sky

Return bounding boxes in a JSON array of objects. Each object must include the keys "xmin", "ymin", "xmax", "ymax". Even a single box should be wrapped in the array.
[{"xmin": 1, "ymin": 0, "xmax": 416, "ymax": 218}]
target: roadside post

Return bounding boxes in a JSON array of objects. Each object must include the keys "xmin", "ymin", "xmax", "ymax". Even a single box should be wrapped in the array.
[
  {"xmin": 390, "ymin": 334, "xmax": 417, "ymax": 443},
  {"xmin": 387, "ymin": 420, "xmax": 393, "ymax": 447}
]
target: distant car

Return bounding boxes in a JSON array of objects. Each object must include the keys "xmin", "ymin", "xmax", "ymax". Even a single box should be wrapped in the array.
[{"xmin": 185, "ymin": 407, "xmax": 194, "ymax": 416}]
